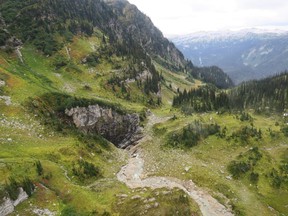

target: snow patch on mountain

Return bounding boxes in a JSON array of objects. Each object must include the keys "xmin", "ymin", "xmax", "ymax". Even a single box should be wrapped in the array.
[{"xmin": 170, "ymin": 28, "xmax": 288, "ymax": 84}]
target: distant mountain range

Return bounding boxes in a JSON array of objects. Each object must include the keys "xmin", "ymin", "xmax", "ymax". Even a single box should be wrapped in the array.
[{"xmin": 170, "ymin": 29, "xmax": 288, "ymax": 84}]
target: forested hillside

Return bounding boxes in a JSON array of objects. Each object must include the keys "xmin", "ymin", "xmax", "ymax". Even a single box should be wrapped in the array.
[{"xmin": 173, "ymin": 72, "xmax": 288, "ymax": 113}]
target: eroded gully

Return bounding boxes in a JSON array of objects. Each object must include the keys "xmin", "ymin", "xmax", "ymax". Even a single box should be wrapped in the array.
[{"xmin": 117, "ymin": 113, "xmax": 234, "ymax": 216}]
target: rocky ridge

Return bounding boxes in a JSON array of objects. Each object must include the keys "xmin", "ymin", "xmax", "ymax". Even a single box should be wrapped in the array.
[{"xmin": 171, "ymin": 29, "xmax": 288, "ymax": 84}]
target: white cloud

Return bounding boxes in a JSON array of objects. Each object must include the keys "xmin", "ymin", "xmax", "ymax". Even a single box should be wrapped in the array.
[{"xmin": 127, "ymin": 0, "xmax": 288, "ymax": 35}]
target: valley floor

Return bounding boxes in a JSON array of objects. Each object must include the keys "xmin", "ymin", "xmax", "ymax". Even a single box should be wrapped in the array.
[{"xmin": 117, "ymin": 113, "xmax": 233, "ymax": 216}]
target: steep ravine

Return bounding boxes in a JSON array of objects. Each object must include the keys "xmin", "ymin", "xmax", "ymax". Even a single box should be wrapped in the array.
[{"xmin": 117, "ymin": 113, "xmax": 234, "ymax": 216}]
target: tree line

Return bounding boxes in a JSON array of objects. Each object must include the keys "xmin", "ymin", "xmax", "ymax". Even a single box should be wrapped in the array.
[{"xmin": 173, "ymin": 72, "xmax": 288, "ymax": 113}]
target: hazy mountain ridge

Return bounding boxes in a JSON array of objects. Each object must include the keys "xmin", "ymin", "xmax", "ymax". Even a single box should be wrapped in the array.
[{"xmin": 171, "ymin": 29, "xmax": 288, "ymax": 84}]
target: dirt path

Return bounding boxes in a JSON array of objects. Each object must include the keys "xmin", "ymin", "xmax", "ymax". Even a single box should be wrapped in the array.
[{"xmin": 117, "ymin": 113, "xmax": 234, "ymax": 216}]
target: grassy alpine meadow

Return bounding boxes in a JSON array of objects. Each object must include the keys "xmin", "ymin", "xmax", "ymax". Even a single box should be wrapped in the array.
[
  {"xmin": 0, "ymin": 32, "xmax": 203, "ymax": 215},
  {"xmin": 1, "ymin": 40, "xmax": 288, "ymax": 215},
  {"xmin": 2, "ymin": 0, "xmax": 288, "ymax": 215},
  {"xmin": 0, "ymin": 104, "xmax": 129, "ymax": 215},
  {"xmin": 141, "ymin": 110, "xmax": 288, "ymax": 216},
  {"xmin": 0, "ymin": 20, "xmax": 287, "ymax": 216}
]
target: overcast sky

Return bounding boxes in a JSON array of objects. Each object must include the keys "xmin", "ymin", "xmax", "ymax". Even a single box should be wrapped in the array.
[{"xmin": 128, "ymin": 0, "xmax": 288, "ymax": 36}]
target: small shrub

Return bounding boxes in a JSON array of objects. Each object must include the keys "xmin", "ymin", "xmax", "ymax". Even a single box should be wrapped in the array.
[
  {"xmin": 239, "ymin": 112, "xmax": 253, "ymax": 122},
  {"xmin": 166, "ymin": 121, "xmax": 220, "ymax": 148},
  {"xmin": 83, "ymin": 85, "xmax": 92, "ymax": 91},
  {"xmin": 44, "ymin": 172, "xmax": 53, "ymax": 180},
  {"xmin": 281, "ymin": 126, "xmax": 288, "ymax": 137},
  {"xmin": 102, "ymin": 211, "xmax": 111, "ymax": 216},
  {"xmin": 231, "ymin": 126, "xmax": 262, "ymax": 144},
  {"xmin": 86, "ymin": 53, "xmax": 99, "ymax": 67},
  {"xmin": 0, "ymin": 29, "xmax": 10, "ymax": 46},
  {"xmin": 66, "ymin": 62, "xmax": 83, "ymax": 73},
  {"xmin": 268, "ymin": 163, "xmax": 288, "ymax": 189},
  {"xmin": 5, "ymin": 177, "xmax": 19, "ymax": 200},
  {"xmin": 72, "ymin": 160, "xmax": 102, "ymax": 180},
  {"xmin": 269, "ymin": 169, "xmax": 282, "ymax": 188},
  {"xmin": 53, "ymin": 54, "xmax": 68, "ymax": 69},
  {"xmin": 228, "ymin": 147, "xmax": 262, "ymax": 179},
  {"xmin": 153, "ymin": 125, "xmax": 167, "ymax": 136},
  {"xmin": 0, "ymin": 186, "xmax": 6, "ymax": 200},
  {"xmin": 139, "ymin": 108, "xmax": 147, "ymax": 122},
  {"xmin": 36, "ymin": 160, "xmax": 43, "ymax": 176},
  {"xmin": 249, "ymin": 172, "xmax": 259, "ymax": 184},
  {"xmin": 61, "ymin": 205, "xmax": 79, "ymax": 216},
  {"xmin": 280, "ymin": 163, "xmax": 288, "ymax": 175},
  {"xmin": 22, "ymin": 177, "xmax": 34, "ymax": 197},
  {"xmin": 228, "ymin": 161, "xmax": 250, "ymax": 179}
]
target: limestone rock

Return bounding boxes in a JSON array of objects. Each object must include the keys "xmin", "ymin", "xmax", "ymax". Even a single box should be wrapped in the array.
[
  {"xmin": 0, "ymin": 187, "xmax": 28, "ymax": 216},
  {"xmin": 116, "ymin": 194, "xmax": 128, "ymax": 198},
  {"xmin": 65, "ymin": 105, "xmax": 143, "ymax": 148},
  {"xmin": 131, "ymin": 195, "xmax": 141, "ymax": 200},
  {"xmin": 13, "ymin": 187, "xmax": 28, "ymax": 206},
  {"xmin": 0, "ymin": 198, "xmax": 14, "ymax": 216},
  {"xmin": 32, "ymin": 208, "xmax": 55, "ymax": 216},
  {"xmin": 184, "ymin": 166, "xmax": 191, "ymax": 172},
  {"xmin": 0, "ymin": 80, "xmax": 5, "ymax": 87},
  {"xmin": 148, "ymin": 198, "xmax": 156, "ymax": 202},
  {"xmin": 0, "ymin": 96, "xmax": 11, "ymax": 106},
  {"xmin": 7, "ymin": 37, "xmax": 22, "ymax": 47}
]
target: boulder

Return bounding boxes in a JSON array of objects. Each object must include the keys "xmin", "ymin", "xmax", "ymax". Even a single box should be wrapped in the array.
[{"xmin": 13, "ymin": 187, "xmax": 28, "ymax": 206}]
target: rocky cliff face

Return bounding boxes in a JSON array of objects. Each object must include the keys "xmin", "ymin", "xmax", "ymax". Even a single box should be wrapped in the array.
[
  {"xmin": 65, "ymin": 105, "xmax": 143, "ymax": 148},
  {"xmin": 0, "ymin": 188, "xmax": 28, "ymax": 216},
  {"xmin": 104, "ymin": 0, "xmax": 186, "ymax": 69}
]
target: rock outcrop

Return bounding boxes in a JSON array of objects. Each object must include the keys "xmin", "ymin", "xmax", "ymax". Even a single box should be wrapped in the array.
[
  {"xmin": 0, "ymin": 80, "xmax": 5, "ymax": 87},
  {"xmin": 0, "ymin": 188, "xmax": 28, "ymax": 216},
  {"xmin": 0, "ymin": 198, "xmax": 14, "ymax": 216},
  {"xmin": 65, "ymin": 105, "xmax": 143, "ymax": 148},
  {"xmin": 0, "ymin": 96, "xmax": 12, "ymax": 105}
]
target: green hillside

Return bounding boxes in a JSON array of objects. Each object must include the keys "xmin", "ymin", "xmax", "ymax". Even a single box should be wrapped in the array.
[{"xmin": 0, "ymin": 0, "xmax": 287, "ymax": 216}]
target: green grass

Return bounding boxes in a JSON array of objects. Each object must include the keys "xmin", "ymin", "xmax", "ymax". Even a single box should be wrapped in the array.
[
  {"xmin": 142, "ymin": 111, "xmax": 288, "ymax": 216},
  {"xmin": 0, "ymin": 34, "xmax": 202, "ymax": 215},
  {"xmin": 1, "ymin": 32, "xmax": 288, "ymax": 216},
  {"xmin": 112, "ymin": 188, "xmax": 202, "ymax": 216}
]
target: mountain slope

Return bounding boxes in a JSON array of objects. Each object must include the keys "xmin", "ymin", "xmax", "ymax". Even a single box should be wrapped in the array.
[
  {"xmin": 171, "ymin": 29, "xmax": 288, "ymax": 84},
  {"xmin": 0, "ymin": 0, "xmax": 185, "ymax": 68},
  {"xmin": 0, "ymin": 1, "xmax": 287, "ymax": 216},
  {"xmin": 0, "ymin": 0, "xmax": 233, "ymax": 89},
  {"xmin": 105, "ymin": 0, "xmax": 186, "ymax": 69},
  {"xmin": 0, "ymin": 0, "xmax": 205, "ymax": 215},
  {"xmin": 173, "ymin": 72, "xmax": 288, "ymax": 113}
]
